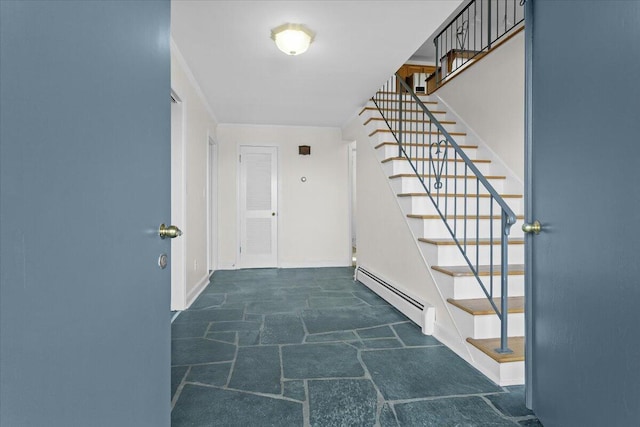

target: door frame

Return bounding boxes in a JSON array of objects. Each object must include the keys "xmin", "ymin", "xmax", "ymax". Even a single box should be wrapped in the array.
[
  {"xmin": 523, "ymin": 0, "xmax": 533, "ymax": 409},
  {"xmin": 170, "ymin": 88, "xmax": 187, "ymax": 310},
  {"xmin": 237, "ymin": 144, "xmax": 279, "ymax": 269},
  {"xmin": 207, "ymin": 135, "xmax": 218, "ymax": 272}
]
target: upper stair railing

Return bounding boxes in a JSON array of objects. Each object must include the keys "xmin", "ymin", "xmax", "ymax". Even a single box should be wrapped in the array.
[
  {"xmin": 372, "ymin": 75, "xmax": 517, "ymax": 353},
  {"xmin": 429, "ymin": 0, "xmax": 524, "ymax": 91}
]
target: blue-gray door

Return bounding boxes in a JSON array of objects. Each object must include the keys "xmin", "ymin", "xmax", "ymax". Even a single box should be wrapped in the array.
[
  {"xmin": 0, "ymin": 2, "xmax": 171, "ymax": 425},
  {"xmin": 525, "ymin": 1, "xmax": 640, "ymax": 425}
]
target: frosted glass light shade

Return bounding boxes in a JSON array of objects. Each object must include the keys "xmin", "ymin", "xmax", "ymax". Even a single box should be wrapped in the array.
[{"xmin": 271, "ymin": 23, "xmax": 315, "ymax": 56}]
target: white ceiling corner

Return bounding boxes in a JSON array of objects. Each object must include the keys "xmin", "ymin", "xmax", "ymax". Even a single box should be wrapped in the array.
[{"xmin": 171, "ymin": 0, "xmax": 462, "ymax": 127}]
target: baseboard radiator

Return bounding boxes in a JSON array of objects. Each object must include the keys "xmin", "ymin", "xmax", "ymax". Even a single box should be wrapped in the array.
[{"xmin": 355, "ymin": 266, "xmax": 435, "ymax": 335}]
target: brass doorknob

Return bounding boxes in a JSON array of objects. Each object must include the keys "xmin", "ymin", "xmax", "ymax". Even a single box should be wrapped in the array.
[
  {"xmin": 522, "ymin": 220, "xmax": 541, "ymax": 234},
  {"xmin": 159, "ymin": 223, "xmax": 183, "ymax": 239}
]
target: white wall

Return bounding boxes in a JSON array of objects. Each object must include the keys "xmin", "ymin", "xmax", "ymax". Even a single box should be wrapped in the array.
[
  {"xmin": 341, "ymin": 115, "xmax": 468, "ymax": 357},
  {"xmin": 216, "ymin": 125, "xmax": 351, "ymax": 269},
  {"xmin": 436, "ymin": 31, "xmax": 525, "ymax": 181},
  {"xmin": 171, "ymin": 41, "xmax": 217, "ymax": 308}
]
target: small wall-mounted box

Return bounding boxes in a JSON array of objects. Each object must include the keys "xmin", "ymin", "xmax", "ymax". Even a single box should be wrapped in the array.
[{"xmin": 298, "ymin": 145, "xmax": 311, "ymax": 155}]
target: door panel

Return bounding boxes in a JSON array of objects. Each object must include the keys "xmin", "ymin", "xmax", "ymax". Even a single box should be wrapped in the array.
[
  {"xmin": 0, "ymin": 2, "xmax": 171, "ymax": 425},
  {"xmin": 239, "ymin": 146, "xmax": 278, "ymax": 267},
  {"xmin": 526, "ymin": 1, "xmax": 640, "ymax": 424}
]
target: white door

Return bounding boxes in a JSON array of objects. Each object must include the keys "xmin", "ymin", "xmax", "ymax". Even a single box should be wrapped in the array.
[{"xmin": 239, "ymin": 146, "xmax": 278, "ymax": 268}]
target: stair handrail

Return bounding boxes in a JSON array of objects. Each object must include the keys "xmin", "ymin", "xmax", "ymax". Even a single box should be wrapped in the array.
[
  {"xmin": 430, "ymin": 0, "xmax": 525, "ymax": 91},
  {"xmin": 372, "ymin": 74, "xmax": 517, "ymax": 353}
]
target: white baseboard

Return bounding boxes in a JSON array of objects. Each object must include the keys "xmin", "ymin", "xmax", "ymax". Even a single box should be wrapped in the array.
[
  {"xmin": 277, "ymin": 259, "xmax": 352, "ymax": 269},
  {"xmin": 355, "ymin": 265, "xmax": 434, "ymax": 335},
  {"xmin": 185, "ymin": 271, "xmax": 213, "ymax": 309},
  {"xmin": 216, "ymin": 260, "xmax": 352, "ymax": 270}
]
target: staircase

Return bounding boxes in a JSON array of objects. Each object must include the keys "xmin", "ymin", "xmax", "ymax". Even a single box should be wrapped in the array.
[{"xmin": 357, "ymin": 81, "xmax": 525, "ymax": 386}]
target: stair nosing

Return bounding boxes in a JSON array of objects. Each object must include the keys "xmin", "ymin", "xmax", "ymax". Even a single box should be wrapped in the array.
[
  {"xmin": 392, "ymin": 173, "xmax": 505, "ymax": 180},
  {"xmin": 382, "ymin": 157, "xmax": 489, "ymax": 164},
  {"xmin": 410, "ymin": 214, "xmax": 524, "ymax": 221},
  {"xmin": 399, "ymin": 192, "xmax": 522, "ymax": 199},
  {"xmin": 447, "ymin": 296, "xmax": 525, "ymax": 315},
  {"xmin": 466, "ymin": 337, "xmax": 525, "ymax": 363},
  {"xmin": 418, "ymin": 237, "xmax": 525, "ymax": 245}
]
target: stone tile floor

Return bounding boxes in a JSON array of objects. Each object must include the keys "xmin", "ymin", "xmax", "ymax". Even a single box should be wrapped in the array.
[{"xmin": 171, "ymin": 267, "xmax": 542, "ymax": 426}]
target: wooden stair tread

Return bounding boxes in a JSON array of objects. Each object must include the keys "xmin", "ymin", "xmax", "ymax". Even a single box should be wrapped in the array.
[
  {"xmin": 410, "ymin": 214, "xmax": 523, "ymax": 220},
  {"xmin": 366, "ymin": 117, "xmax": 455, "ymax": 126},
  {"xmin": 399, "ymin": 192, "xmax": 522, "ymax": 199},
  {"xmin": 359, "ymin": 106, "xmax": 446, "ymax": 115},
  {"xmin": 467, "ymin": 337, "xmax": 525, "ymax": 363},
  {"xmin": 370, "ymin": 98, "xmax": 438, "ymax": 105},
  {"xmin": 376, "ymin": 91, "xmax": 431, "ymax": 97},
  {"xmin": 418, "ymin": 237, "xmax": 525, "ymax": 245},
  {"xmin": 433, "ymin": 264, "xmax": 524, "ymax": 277},
  {"xmin": 383, "ymin": 157, "xmax": 489, "ymax": 164},
  {"xmin": 370, "ymin": 129, "xmax": 465, "ymax": 137},
  {"xmin": 393, "ymin": 174, "xmax": 504, "ymax": 180},
  {"xmin": 377, "ymin": 142, "xmax": 473, "ymax": 149},
  {"xmin": 447, "ymin": 296, "xmax": 524, "ymax": 315}
]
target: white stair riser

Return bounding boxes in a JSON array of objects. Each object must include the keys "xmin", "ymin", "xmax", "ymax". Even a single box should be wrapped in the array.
[
  {"xmin": 363, "ymin": 118, "xmax": 463, "ymax": 134},
  {"xmin": 408, "ymin": 217, "xmax": 525, "ymax": 239},
  {"xmin": 366, "ymin": 109, "xmax": 451, "ymax": 122},
  {"xmin": 371, "ymin": 130, "xmax": 467, "ymax": 146},
  {"xmin": 376, "ymin": 145, "xmax": 477, "ymax": 161},
  {"xmin": 390, "ymin": 176, "xmax": 504, "ymax": 194},
  {"xmin": 419, "ymin": 241, "xmax": 524, "ymax": 266},
  {"xmin": 467, "ymin": 344, "xmax": 524, "ymax": 386},
  {"xmin": 397, "ymin": 194, "xmax": 524, "ymax": 216},
  {"xmin": 449, "ymin": 305, "xmax": 524, "ymax": 339},
  {"xmin": 382, "ymin": 158, "xmax": 491, "ymax": 177},
  {"xmin": 368, "ymin": 98, "xmax": 439, "ymax": 107},
  {"xmin": 434, "ymin": 271, "xmax": 525, "ymax": 300}
]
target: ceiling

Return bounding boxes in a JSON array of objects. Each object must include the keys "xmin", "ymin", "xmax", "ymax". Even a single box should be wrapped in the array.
[{"xmin": 171, "ymin": 0, "xmax": 462, "ymax": 128}]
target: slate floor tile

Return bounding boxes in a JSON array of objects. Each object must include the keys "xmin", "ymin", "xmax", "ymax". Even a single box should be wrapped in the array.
[
  {"xmin": 229, "ymin": 346, "xmax": 281, "ymax": 394},
  {"xmin": 246, "ymin": 298, "xmax": 307, "ymax": 314},
  {"xmin": 237, "ymin": 330, "xmax": 261, "ymax": 346},
  {"xmin": 302, "ymin": 306, "xmax": 406, "ymax": 334},
  {"xmin": 519, "ymin": 419, "xmax": 544, "ymax": 426},
  {"xmin": 308, "ymin": 379, "xmax": 377, "ymax": 427},
  {"xmin": 356, "ymin": 325, "xmax": 395, "ymax": 339},
  {"xmin": 172, "ymin": 385, "xmax": 304, "ymax": 426},
  {"xmin": 171, "ymin": 267, "xmax": 537, "ymax": 425},
  {"xmin": 171, "ymin": 366, "xmax": 188, "ymax": 399},
  {"xmin": 186, "ymin": 362, "xmax": 231, "ymax": 387},
  {"xmin": 190, "ymin": 293, "xmax": 226, "ymax": 309},
  {"xmin": 379, "ymin": 403, "xmax": 399, "ymax": 427},
  {"xmin": 171, "ymin": 321, "xmax": 210, "ymax": 339},
  {"xmin": 208, "ymin": 320, "xmax": 261, "ymax": 332},
  {"xmin": 308, "ymin": 296, "xmax": 366, "ymax": 308},
  {"xmin": 305, "ymin": 331, "xmax": 359, "ymax": 343},
  {"xmin": 261, "ymin": 314, "xmax": 305, "ymax": 344},
  {"xmin": 361, "ymin": 347, "xmax": 501, "ymax": 400},
  {"xmin": 206, "ymin": 331, "xmax": 236, "ymax": 344},
  {"xmin": 353, "ymin": 289, "xmax": 390, "ymax": 306},
  {"xmin": 283, "ymin": 380, "xmax": 306, "ymax": 401},
  {"xmin": 393, "ymin": 322, "xmax": 441, "ymax": 346},
  {"xmin": 173, "ymin": 308, "xmax": 244, "ymax": 323},
  {"xmin": 171, "ymin": 338, "xmax": 236, "ymax": 366},
  {"xmin": 315, "ymin": 278, "xmax": 359, "ymax": 291},
  {"xmin": 394, "ymin": 396, "xmax": 515, "ymax": 426},
  {"xmin": 360, "ymin": 338, "xmax": 403, "ymax": 349},
  {"xmin": 487, "ymin": 386, "xmax": 535, "ymax": 417},
  {"xmin": 282, "ymin": 343, "xmax": 364, "ymax": 379}
]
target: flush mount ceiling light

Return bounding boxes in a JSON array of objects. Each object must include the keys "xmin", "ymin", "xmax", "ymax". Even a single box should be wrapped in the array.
[{"xmin": 270, "ymin": 23, "xmax": 315, "ymax": 56}]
